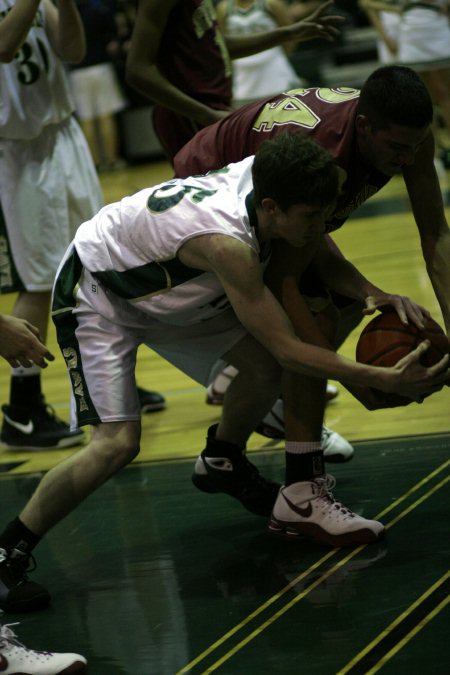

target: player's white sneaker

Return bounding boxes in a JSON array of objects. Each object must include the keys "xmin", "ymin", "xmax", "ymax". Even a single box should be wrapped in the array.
[
  {"xmin": 0, "ymin": 622, "xmax": 87, "ymax": 674},
  {"xmin": 320, "ymin": 426, "xmax": 354, "ymax": 463},
  {"xmin": 269, "ymin": 476, "xmax": 384, "ymax": 547},
  {"xmin": 205, "ymin": 365, "xmax": 238, "ymax": 405},
  {"xmin": 256, "ymin": 399, "xmax": 354, "ymax": 462}
]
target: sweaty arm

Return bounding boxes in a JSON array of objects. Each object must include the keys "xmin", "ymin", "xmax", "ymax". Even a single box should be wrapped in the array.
[
  {"xmin": 0, "ymin": 0, "xmax": 40, "ymax": 61},
  {"xmin": 126, "ymin": 0, "xmax": 229, "ymax": 127},
  {"xmin": 403, "ymin": 132, "xmax": 450, "ymax": 339},
  {"xmin": 217, "ymin": 0, "xmax": 298, "ymax": 56},
  {"xmin": 44, "ymin": 0, "xmax": 86, "ymax": 64},
  {"xmin": 224, "ymin": 0, "xmax": 342, "ymax": 58},
  {"xmin": 179, "ymin": 233, "xmax": 449, "ymax": 398}
]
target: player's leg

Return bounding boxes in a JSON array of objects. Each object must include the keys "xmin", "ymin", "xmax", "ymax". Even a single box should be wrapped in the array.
[
  {"xmin": 1, "ymin": 286, "xmax": 85, "ymax": 450},
  {"xmin": 0, "ymin": 130, "xmax": 94, "ymax": 450},
  {"xmin": 269, "ymin": 301, "xmax": 384, "ymax": 546},
  {"xmin": 193, "ymin": 332, "xmax": 282, "ymax": 516},
  {"xmin": 0, "ymin": 252, "xmax": 144, "ymax": 613},
  {"xmin": 0, "ymin": 419, "xmax": 141, "ymax": 613}
]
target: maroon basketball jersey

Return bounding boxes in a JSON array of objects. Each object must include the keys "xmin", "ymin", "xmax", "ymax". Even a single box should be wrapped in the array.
[
  {"xmin": 154, "ymin": 0, "xmax": 232, "ymax": 160},
  {"xmin": 174, "ymin": 86, "xmax": 391, "ymax": 231},
  {"xmin": 156, "ymin": 0, "xmax": 232, "ymax": 106}
]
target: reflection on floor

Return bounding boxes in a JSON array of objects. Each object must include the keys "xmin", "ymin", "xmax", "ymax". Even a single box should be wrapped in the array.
[{"xmin": 2, "ymin": 432, "xmax": 448, "ymax": 674}]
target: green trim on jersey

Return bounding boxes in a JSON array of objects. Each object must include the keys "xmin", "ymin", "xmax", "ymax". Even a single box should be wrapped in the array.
[{"xmin": 93, "ymin": 257, "xmax": 204, "ymax": 300}]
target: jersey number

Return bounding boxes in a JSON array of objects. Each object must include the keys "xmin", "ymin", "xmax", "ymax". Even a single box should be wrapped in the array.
[
  {"xmin": 15, "ymin": 39, "xmax": 50, "ymax": 85},
  {"xmin": 147, "ymin": 184, "xmax": 218, "ymax": 213},
  {"xmin": 253, "ymin": 87, "xmax": 360, "ymax": 132}
]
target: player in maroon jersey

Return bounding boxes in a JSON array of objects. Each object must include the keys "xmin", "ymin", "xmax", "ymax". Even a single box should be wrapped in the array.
[
  {"xmin": 175, "ymin": 65, "xmax": 450, "ymax": 507},
  {"xmin": 125, "ymin": 0, "xmax": 342, "ymax": 161}
]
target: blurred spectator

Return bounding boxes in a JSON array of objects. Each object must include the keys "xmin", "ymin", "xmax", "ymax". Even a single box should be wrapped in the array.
[
  {"xmin": 69, "ymin": 0, "xmax": 128, "ymax": 171},
  {"xmin": 360, "ymin": 0, "xmax": 450, "ymax": 173},
  {"xmin": 216, "ymin": 0, "xmax": 312, "ymax": 107},
  {"xmin": 359, "ymin": 0, "xmax": 399, "ymax": 64}
]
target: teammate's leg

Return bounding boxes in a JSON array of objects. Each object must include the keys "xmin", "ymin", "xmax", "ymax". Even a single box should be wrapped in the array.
[{"xmin": 193, "ymin": 333, "xmax": 282, "ymax": 516}]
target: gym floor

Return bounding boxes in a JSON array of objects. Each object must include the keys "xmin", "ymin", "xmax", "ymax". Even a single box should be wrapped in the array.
[{"xmin": 0, "ymin": 160, "xmax": 449, "ymax": 674}]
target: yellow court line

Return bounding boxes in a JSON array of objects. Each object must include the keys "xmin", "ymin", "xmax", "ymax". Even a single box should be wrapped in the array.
[
  {"xmin": 374, "ymin": 457, "xmax": 450, "ymax": 521},
  {"xmin": 337, "ymin": 570, "xmax": 450, "ymax": 675},
  {"xmin": 175, "ymin": 466, "xmax": 449, "ymax": 674}
]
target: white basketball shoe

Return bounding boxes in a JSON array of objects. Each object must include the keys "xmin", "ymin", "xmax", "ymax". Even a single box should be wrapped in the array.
[
  {"xmin": 269, "ymin": 476, "xmax": 384, "ymax": 547},
  {"xmin": 0, "ymin": 622, "xmax": 87, "ymax": 674},
  {"xmin": 257, "ymin": 399, "xmax": 354, "ymax": 463}
]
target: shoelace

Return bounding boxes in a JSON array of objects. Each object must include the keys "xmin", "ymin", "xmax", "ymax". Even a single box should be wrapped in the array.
[
  {"xmin": 321, "ymin": 427, "xmax": 331, "ymax": 440},
  {"xmin": 0, "ymin": 548, "xmax": 37, "ymax": 579},
  {"xmin": 0, "ymin": 622, "xmax": 20, "ymax": 647},
  {"xmin": 314, "ymin": 475, "xmax": 355, "ymax": 517},
  {"xmin": 0, "ymin": 622, "xmax": 52, "ymax": 656}
]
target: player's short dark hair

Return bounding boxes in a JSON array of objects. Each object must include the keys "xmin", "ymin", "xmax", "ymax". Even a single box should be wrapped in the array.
[
  {"xmin": 357, "ymin": 65, "xmax": 433, "ymax": 130},
  {"xmin": 252, "ymin": 133, "xmax": 338, "ymax": 210}
]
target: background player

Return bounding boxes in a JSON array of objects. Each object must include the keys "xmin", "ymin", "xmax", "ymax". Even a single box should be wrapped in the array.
[{"xmin": 0, "ymin": 0, "xmax": 103, "ymax": 450}]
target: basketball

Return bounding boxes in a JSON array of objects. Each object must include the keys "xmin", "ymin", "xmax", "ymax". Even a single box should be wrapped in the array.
[{"xmin": 356, "ymin": 310, "xmax": 449, "ymax": 406}]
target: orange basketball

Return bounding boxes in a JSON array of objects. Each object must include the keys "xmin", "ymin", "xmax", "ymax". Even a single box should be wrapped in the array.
[{"xmin": 356, "ymin": 310, "xmax": 449, "ymax": 406}]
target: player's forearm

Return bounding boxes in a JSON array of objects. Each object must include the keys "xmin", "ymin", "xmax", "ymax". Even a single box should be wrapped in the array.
[
  {"xmin": 225, "ymin": 27, "xmax": 293, "ymax": 58},
  {"xmin": 421, "ymin": 228, "xmax": 450, "ymax": 337},
  {"xmin": 0, "ymin": 0, "xmax": 40, "ymax": 62},
  {"xmin": 52, "ymin": 0, "xmax": 86, "ymax": 63},
  {"xmin": 276, "ymin": 337, "xmax": 390, "ymax": 389},
  {"xmin": 126, "ymin": 62, "xmax": 226, "ymax": 127},
  {"xmin": 313, "ymin": 240, "xmax": 381, "ymax": 302}
]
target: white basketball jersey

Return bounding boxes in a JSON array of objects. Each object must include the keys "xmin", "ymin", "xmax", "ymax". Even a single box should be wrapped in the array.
[
  {"xmin": 0, "ymin": 0, "xmax": 74, "ymax": 139},
  {"xmin": 74, "ymin": 156, "xmax": 265, "ymax": 326}
]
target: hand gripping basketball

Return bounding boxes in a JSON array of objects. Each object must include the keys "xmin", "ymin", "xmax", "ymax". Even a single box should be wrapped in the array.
[{"xmin": 356, "ymin": 310, "xmax": 450, "ymax": 407}]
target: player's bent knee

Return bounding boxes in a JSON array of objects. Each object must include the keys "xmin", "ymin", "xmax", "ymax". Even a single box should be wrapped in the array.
[{"xmin": 90, "ymin": 421, "xmax": 141, "ymax": 469}]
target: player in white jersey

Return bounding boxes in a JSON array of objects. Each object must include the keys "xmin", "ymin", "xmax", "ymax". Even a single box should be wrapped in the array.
[
  {"xmin": 216, "ymin": 0, "xmax": 302, "ymax": 106},
  {"xmin": 0, "ymin": 133, "xmax": 448, "ymax": 613},
  {"xmin": 0, "ymin": 0, "xmax": 104, "ymax": 451}
]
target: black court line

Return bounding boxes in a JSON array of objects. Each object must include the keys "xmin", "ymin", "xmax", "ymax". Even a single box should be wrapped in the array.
[
  {"xmin": 176, "ymin": 461, "xmax": 449, "ymax": 674},
  {"xmin": 338, "ymin": 571, "xmax": 450, "ymax": 674}
]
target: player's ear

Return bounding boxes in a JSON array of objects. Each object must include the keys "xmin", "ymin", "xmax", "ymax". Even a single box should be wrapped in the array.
[
  {"xmin": 355, "ymin": 114, "xmax": 371, "ymax": 135},
  {"xmin": 260, "ymin": 197, "xmax": 277, "ymax": 215}
]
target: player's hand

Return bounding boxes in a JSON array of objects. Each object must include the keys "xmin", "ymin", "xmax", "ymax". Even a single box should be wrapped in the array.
[
  {"xmin": 0, "ymin": 315, "xmax": 55, "ymax": 368},
  {"xmin": 383, "ymin": 340, "xmax": 449, "ymax": 401},
  {"xmin": 287, "ymin": 1, "xmax": 344, "ymax": 43},
  {"xmin": 363, "ymin": 293, "xmax": 431, "ymax": 330},
  {"xmin": 347, "ymin": 385, "xmax": 412, "ymax": 410}
]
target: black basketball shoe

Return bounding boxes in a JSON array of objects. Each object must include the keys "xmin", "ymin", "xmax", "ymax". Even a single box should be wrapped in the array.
[
  {"xmin": 0, "ymin": 547, "xmax": 50, "ymax": 613},
  {"xmin": 192, "ymin": 425, "xmax": 280, "ymax": 517}
]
